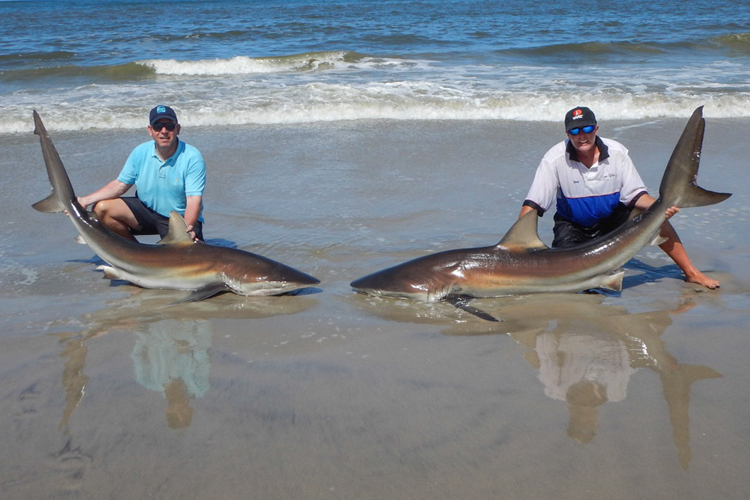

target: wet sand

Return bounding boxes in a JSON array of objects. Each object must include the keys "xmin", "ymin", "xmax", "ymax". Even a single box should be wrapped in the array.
[{"xmin": 1, "ymin": 117, "xmax": 749, "ymax": 499}]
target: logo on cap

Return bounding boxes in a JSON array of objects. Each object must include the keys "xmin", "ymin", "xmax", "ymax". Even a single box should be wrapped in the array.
[
  {"xmin": 157, "ymin": 106, "xmax": 166, "ymax": 113},
  {"xmin": 572, "ymin": 109, "xmax": 583, "ymax": 119}
]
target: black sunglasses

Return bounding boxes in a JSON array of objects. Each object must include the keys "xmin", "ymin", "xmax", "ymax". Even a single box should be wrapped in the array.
[
  {"xmin": 568, "ymin": 125, "xmax": 595, "ymax": 136},
  {"xmin": 152, "ymin": 121, "xmax": 177, "ymax": 132}
]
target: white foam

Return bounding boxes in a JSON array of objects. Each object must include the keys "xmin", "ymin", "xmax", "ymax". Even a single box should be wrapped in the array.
[{"xmin": 3, "ymin": 68, "xmax": 749, "ymax": 133}]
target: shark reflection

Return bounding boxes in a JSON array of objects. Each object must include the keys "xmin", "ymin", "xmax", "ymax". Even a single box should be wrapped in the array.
[
  {"xmin": 504, "ymin": 296, "xmax": 722, "ymax": 469},
  {"xmin": 56, "ymin": 315, "xmax": 211, "ymax": 430},
  {"xmin": 54, "ymin": 288, "xmax": 316, "ymax": 430},
  {"xmin": 351, "ymin": 281, "xmax": 723, "ymax": 469}
]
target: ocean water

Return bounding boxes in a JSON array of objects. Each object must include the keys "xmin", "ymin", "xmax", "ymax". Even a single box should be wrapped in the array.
[{"xmin": 1, "ymin": 0, "xmax": 750, "ymax": 133}]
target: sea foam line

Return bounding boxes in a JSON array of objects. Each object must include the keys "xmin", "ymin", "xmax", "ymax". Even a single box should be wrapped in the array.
[
  {"xmin": 136, "ymin": 51, "xmax": 407, "ymax": 76},
  {"xmin": 3, "ymin": 84, "xmax": 749, "ymax": 134}
]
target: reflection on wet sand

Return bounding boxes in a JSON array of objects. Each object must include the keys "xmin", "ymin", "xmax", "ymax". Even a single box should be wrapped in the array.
[
  {"xmin": 131, "ymin": 319, "xmax": 211, "ymax": 429},
  {"xmin": 355, "ymin": 291, "xmax": 722, "ymax": 470},
  {"xmin": 56, "ymin": 333, "xmax": 89, "ymax": 431},
  {"xmin": 481, "ymin": 294, "xmax": 720, "ymax": 470},
  {"xmin": 54, "ymin": 287, "xmax": 317, "ymax": 430}
]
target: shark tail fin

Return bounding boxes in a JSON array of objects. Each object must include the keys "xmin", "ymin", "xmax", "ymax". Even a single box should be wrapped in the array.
[
  {"xmin": 32, "ymin": 194, "xmax": 67, "ymax": 213},
  {"xmin": 31, "ymin": 110, "xmax": 79, "ymax": 213},
  {"xmin": 672, "ymin": 184, "xmax": 732, "ymax": 209},
  {"xmin": 659, "ymin": 107, "xmax": 731, "ymax": 208}
]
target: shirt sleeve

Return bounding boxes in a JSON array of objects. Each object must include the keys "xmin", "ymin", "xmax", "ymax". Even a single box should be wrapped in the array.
[
  {"xmin": 117, "ymin": 143, "xmax": 147, "ymax": 185},
  {"xmin": 523, "ymin": 148, "xmax": 561, "ymax": 214},
  {"xmin": 184, "ymin": 149, "xmax": 206, "ymax": 197},
  {"xmin": 616, "ymin": 146, "xmax": 648, "ymax": 206}
]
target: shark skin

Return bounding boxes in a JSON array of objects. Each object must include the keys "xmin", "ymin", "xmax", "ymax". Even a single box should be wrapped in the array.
[
  {"xmin": 351, "ymin": 107, "xmax": 731, "ymax": 309},
  {"xmin": 32, "ymin": 110, "xmax": 320, "ymax": 301}
]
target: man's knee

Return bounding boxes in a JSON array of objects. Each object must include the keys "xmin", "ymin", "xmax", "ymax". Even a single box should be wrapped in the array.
[
  {"xmin": 93, "ymin": 198, "xmax": 137, "ymax": 229},
  {"xmin": 93, "ymin": 198, "xmax": 117, "ymax": 218}
]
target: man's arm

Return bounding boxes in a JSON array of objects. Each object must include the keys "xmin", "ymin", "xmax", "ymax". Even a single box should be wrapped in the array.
[
  {"xmin": 633, "ymin": 193, "xmax": 678, "ymax": 219},
  {"xmin": 518, "ymin": 205, "xmax": 536, "ymax": 219},
  {"xmin": 78, "ymin": 180, "xmax": 132, "ymax": 209},
  {"xmin": 184, "ymin": 195, "xmax": 202, "ymax": 241}
]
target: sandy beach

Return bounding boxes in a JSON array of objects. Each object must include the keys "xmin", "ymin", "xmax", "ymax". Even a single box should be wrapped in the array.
[{"xmin": 2, "ymin": 116, "xmax": 749, "ymax": 499}]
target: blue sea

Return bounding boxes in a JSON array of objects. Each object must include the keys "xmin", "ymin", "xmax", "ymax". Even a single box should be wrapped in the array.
[{"xmin": 1, "ymin": 0, "xmax": 749, "ymax": 133}]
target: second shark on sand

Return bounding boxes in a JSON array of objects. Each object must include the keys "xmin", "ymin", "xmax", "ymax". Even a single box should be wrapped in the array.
[{"xmin": 350, "ymin": 107, "xmax": 731, "ymax": 319}]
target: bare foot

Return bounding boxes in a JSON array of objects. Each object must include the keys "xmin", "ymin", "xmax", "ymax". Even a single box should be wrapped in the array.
[{"xmin": 686, "ymin": 272, "xmax": 720, "ymax": 289}]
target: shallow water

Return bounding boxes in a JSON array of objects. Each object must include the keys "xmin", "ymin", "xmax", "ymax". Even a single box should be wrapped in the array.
[{"xmin": 1, "ymin": 117, "xmax": 749, "ymax": 499}]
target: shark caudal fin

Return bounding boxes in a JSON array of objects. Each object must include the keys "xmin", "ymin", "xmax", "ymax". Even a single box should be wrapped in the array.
[
  {"xmin": 31, "ymin": 111, "xmax": 77, "ymax": 214},
  {"xmin": 658, "ymin": 107, "xmax": 731, "ymax": 209}
]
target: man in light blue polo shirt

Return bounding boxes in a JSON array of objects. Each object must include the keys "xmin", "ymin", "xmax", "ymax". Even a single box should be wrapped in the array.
[{"xmin": 78, "ymin": 105, "xmax": 206, "ymax": 241}]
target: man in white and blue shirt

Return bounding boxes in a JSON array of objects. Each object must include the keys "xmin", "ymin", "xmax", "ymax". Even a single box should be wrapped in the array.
[
  {"xmin": 79, "ymin": 105, "xmax": 206, "ymax": 242},
  {"xmin": 518, "ymin": 106, "xmax": 720, "ymax": 289}
]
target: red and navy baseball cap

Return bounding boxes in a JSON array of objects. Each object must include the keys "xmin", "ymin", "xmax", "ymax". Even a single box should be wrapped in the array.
[{"xmin": 564, "ymin": 107, "xmax": 597, "ymax": 132}]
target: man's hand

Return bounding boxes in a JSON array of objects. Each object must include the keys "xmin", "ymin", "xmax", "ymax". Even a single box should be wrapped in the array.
[{"xmin": 185, "ymin": 224, "xmax": 201, "ymax": 243}]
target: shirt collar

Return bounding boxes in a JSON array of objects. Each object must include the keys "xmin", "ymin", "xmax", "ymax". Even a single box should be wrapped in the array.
[
  {"xmin": 151, "ymin": 138, "xmax": 182, "ymax": 162},
  {"xmin": 566, "ymin": 136, "xmax": 609, "ymax": 163}
]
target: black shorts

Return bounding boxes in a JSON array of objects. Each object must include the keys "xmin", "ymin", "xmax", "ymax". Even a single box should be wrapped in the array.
[
  {"xmin": 122, "ymin": 197, "xmax": 204, "ymax": 241},
  {"xmin": 552, "ymin": 204, "xmax": 631, "ymax": 248}
]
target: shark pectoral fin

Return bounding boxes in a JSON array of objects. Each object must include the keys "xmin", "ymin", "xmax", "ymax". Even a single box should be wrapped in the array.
[
  {"xmin": 175, "ymin": 283, "xmax": 231, "ymax": 303},
  {"xmin": 496, "ymin": 210, "xmax": 548, "ymax": 251},
  {"xmin": 97, "ymin": 265, "xmax": 121, "ymax": 280},
  {"xmin": 158, "ymin": 211, "xmax": 195, "ymax": 246},
  {"xmin": 600, "ymin": 270, "xmax": 625, "ymax": 292},
  {"xmin": 447, "ymin": 296, "xmax": 500, "ymax": 322}
]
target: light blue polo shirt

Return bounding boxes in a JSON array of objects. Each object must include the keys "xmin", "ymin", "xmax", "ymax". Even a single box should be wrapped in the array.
[{"xmin": 118, "ymin": 139, "xmax": 206, "ymax": 222}]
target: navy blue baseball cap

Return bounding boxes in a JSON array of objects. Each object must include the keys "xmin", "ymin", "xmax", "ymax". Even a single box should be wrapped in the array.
[{"xmin": 149, "ymin": 105, "xmax": 178, "ymax": 125}]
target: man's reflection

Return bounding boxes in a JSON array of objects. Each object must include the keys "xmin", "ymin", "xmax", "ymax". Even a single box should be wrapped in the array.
[
  {"xmin": 509, "ymin": 298, "xmax": 722, "ymax": 469},
  {"xmin": 526, "ymin": 329, "xmax": 638, "ymax": 443},
  {"xmin": 55, "ymin": 293, "xmax": 213, "ymax": 431},
  {"xmin": 130, "ymin": 319, "xmax": 211, "ymax": 429},
  {"xmin": 54, "ymin": 289, "xmax": 315, "ymax": 432}
]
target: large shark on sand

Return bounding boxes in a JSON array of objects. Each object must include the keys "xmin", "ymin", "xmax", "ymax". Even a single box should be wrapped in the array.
[
  {"xmin": 351, "ymin": 107, "xmax": 731, "ymax": 317},
  {"xmin": 32, "ymin": 111, "xmax": 320, "ymax": 301}
]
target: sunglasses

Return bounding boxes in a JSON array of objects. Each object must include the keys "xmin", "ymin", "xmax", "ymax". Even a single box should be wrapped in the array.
[
  {"xmin": 152, "ymin": 121, "xmax": 177, "ymax": 132},
  {"xmin": 567, "ymin": 125, "xmax": 595, "ymax": 136}
]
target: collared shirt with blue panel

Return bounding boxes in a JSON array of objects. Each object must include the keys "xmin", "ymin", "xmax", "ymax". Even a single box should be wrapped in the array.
[{"xmin": 523, "ymin": 137, "xmax": 647, "ymax": 228}]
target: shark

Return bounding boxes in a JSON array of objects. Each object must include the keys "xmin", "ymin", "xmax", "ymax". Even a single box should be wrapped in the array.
[
  {"xmin": 350, "ymin": 107, "xmax": 731, "ymax": 318},
  {"xmin": 32, "ymin": 110, "xmax": 320, "ymax": 301}
]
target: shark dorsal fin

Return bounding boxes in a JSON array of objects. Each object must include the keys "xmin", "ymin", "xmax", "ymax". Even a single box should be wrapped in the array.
[
  {"xmin": 157, "ymin": 211, "xmax": 195, "ymax": 246},
  {"xmin": 496, "ymin": 210, "xmax": 548, "ymax": 251}
]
